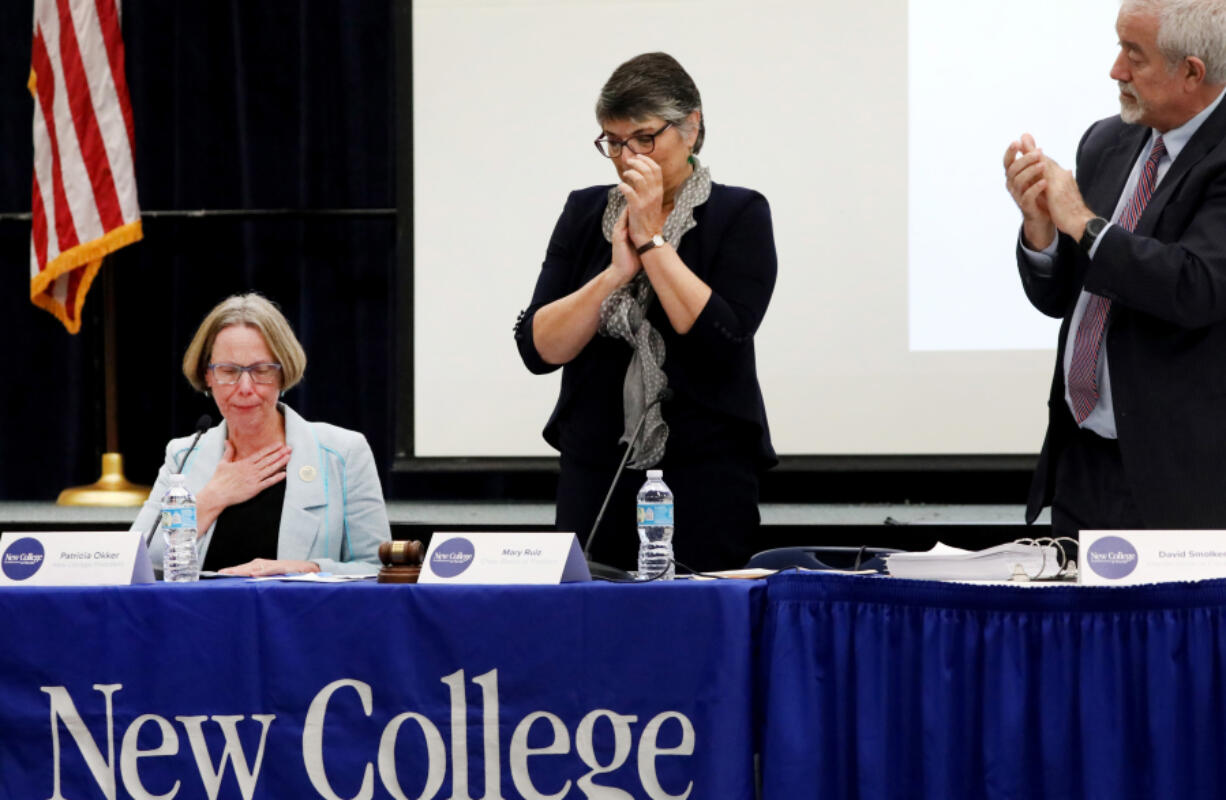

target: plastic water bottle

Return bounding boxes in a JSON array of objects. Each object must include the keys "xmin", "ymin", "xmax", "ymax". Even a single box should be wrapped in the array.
[
  {"xmin": 636, "ymin": 470, "xmax": 675, "ymax": 580},
  {"xmin": 161, "ymin": 474, "xmax": 200, "ymax": 582}
]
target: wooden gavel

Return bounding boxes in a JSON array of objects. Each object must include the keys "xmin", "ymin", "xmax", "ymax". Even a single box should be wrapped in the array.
[{"xmin": 377, "ymin": 539, "xmax": 425, "ymax": 583}]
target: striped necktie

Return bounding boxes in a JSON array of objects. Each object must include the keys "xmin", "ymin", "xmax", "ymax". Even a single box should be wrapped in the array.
[{"xmin": 1067, "ymin": 135, "xmax": 1167, "ymax": 424}]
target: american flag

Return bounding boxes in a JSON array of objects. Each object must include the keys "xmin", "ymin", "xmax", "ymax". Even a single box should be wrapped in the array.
[{"xmin": 29, "ymin": 0, "xmax": 141, "ymax": 334}]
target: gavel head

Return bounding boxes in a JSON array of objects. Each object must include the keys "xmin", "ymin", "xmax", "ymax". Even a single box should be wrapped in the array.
[{"xmin": 379, "ymin": 539, "xmax": 425, "ymax": 567}]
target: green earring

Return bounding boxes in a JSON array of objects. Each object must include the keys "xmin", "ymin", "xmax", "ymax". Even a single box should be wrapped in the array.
[{"xmin": 687, "ymin": 154, "xmax": 695, "ymax": 165}]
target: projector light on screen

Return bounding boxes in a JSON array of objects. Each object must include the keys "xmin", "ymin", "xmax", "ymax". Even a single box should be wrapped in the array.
[{"xmin": 412, "ymin": 0, "xmax": 1124, "ymax": 457}]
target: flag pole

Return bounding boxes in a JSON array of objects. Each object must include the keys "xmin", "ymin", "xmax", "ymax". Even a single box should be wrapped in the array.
[{"xmin": 57, "ymin": 260, "xmax": 150, "ymax": 506}]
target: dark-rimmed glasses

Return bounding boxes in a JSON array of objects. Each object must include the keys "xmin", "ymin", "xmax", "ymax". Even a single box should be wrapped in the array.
[
  {"xmin": 594, "ymin": 122, "xmax": 674, "ymax": 159},
  {"xmin": 207, "ymin": 362, "xmax": 283, "ymax": 385}
]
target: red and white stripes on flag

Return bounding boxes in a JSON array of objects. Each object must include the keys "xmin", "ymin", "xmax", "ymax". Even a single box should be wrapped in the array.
[{"xmin": 29, "ymin": 0, "xmax": 141, "ymax": 333}]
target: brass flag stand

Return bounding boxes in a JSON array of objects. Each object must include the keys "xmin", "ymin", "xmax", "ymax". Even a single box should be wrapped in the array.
[{"xmin": 57, "ymin": 262, "xmax": 150, "ymax": 506}]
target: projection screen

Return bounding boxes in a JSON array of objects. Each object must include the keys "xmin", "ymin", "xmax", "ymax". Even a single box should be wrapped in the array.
[{"xmin": 412, "ymin": 0, "xmax": 1121, "ymax": 457}]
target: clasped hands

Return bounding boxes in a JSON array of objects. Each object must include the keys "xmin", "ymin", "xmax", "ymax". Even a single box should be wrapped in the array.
[
  {"xmin": 1004, "ymin": 133, "xmax": 1097, "ymax": 251},
  {"xmin": 610, "ymin": 154, "xmax": 667, "ymax": 283}
]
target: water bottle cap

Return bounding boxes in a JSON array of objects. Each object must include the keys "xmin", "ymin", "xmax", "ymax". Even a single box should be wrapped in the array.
[{"xmin": 646, "ymin": 469, "xmax": 663, "ymax": 479}]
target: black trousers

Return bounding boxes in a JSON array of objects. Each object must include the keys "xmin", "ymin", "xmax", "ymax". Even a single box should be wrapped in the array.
[
  {"xmin": 556, "ymin": 451, "xmax": 761, "ymax": 573},
  {"xmin": 1050, "ymin": 426, "xmax": 1144, "ymax": 537}
]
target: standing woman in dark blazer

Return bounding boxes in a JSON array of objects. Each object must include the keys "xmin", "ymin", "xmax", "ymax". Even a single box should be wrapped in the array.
[{"xmin": 515, "ymin": 52, "xmax": 777, "ymax": 572}]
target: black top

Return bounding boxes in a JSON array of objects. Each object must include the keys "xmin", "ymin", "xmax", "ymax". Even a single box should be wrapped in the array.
[
  {"xmin": 203, "ymin": 481, "xmax": 286, "ymax": 570},
  {"xmin": 514, "ymin": 182, "xmax": 778, "ymax": 470}
]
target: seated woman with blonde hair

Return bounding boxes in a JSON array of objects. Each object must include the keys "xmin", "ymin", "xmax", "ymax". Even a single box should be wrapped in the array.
[{"xmin": 132, "ymin": 293, "xmax": 390, "ymax": 576}]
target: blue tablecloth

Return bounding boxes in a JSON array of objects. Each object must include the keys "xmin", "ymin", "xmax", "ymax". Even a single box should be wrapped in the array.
[
  {"xmin": 11, "ymin": 571, "xmax": 1226, "ymax": 799},
  {"xmin": 758, "ymin": 572, "xmax": 1226, "ymax": 800},
  {"xmin": 0, "ymin": 579, "xmax": 761, "ymax": 800}
]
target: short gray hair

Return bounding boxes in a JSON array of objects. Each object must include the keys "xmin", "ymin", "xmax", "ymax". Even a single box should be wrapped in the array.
[
  {"xmin": 595, "ymin": 52, "xmax": 705, "ymax": 154},
  {"xmin": 1123, "ymin": 0, "xmax": 1226, "ymax": 83}
]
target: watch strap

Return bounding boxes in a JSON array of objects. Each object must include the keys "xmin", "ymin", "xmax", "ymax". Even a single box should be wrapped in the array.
[{"xmin": 636, "ymin": 234, "xmax": 665, "ymax": 255}]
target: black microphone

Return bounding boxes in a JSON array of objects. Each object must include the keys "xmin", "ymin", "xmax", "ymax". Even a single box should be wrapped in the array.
[
  {"xmin": 583, "ymin": 389, "xmax": 673, "ymax": 565},
  {"xmin": 144, "ymin": 414, "xmax": 212, "ymax": 548}
]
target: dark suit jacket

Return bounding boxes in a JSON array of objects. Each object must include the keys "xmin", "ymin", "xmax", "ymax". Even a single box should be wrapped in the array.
[
  {"xmin": 1021, "ymin": 99, "xmax": 1226, "ymax": 526},
  {"xmin": 515, "ymin": 182, "xmax": 777, "ymax": 469}
]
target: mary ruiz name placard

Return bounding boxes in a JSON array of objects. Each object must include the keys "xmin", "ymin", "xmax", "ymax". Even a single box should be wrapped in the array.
[
  {"xmin": 1081, "ymin": 530, "xmax": 1226, "ymax": 585},
  {"xmin": 420, "ymin": 532, "xmax": 590, "ymax": 584}
]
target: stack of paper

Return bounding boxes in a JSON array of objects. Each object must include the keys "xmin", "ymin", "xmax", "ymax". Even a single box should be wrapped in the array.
[{"xmin": 884, "ymin": 541, "xmax": 1064, "ymax": 581}]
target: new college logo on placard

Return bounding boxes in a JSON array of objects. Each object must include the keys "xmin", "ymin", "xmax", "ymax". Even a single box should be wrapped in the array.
[
  {"xmin": 430, "ymin": 537, "xmax": 475, "ymax": 578},
  {"xmin": 1086, "ymin": 535, "xmax": 1139, "ymax": 580},
  {"xmin": 2, "ymin": 537, "xmax": 46, "ymax": 581}
]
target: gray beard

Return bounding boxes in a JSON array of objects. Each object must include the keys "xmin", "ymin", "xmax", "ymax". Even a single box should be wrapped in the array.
[{"xmin": 1119, "ymin": 89, "xmax": 1144, "ymax": 124}]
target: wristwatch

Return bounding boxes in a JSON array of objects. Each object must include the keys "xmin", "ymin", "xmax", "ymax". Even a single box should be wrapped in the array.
[
  {"xmin": 636, "ymin": 234, "xmax": 666, "ymax": 255},
  {"xmin": 1079, "ymin": 216, "xmax": 1109, "ymax": 254}
]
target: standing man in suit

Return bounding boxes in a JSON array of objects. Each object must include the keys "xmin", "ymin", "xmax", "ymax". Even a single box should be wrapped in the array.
[{"xmin": 1005, "ymin": 0, "xmax": 1226, "ymax": 535}]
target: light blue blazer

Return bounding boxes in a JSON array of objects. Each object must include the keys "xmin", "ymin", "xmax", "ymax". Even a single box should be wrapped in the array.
[{"xmin": 131, "ymin": 404, "xmax": 390, "ymax": 575}]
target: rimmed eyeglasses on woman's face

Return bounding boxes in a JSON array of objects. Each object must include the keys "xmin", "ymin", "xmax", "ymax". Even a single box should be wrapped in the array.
[
  {"xmin": 207, "ymin": 362, "xmax": 283, "ymax": 385},
  {"xmin": 594, "ymin": 121, "xmax": 674, "ymax": 158}
]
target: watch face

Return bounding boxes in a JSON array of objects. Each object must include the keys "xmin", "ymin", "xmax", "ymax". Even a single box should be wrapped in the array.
[
  {"xmin": 637, "ymin": 234, "xmax": 665, "ymax": 254},
  {"xmin": 1080, "ymin": 217, "xmax": 1107, "ymax": 252}
]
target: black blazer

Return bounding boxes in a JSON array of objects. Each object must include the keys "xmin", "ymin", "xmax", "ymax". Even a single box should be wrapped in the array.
[
  {"xmin": 515, "ymin": 182, "xmax": 777, "ymax": 469},
  {"xmin": 1020, "ymin": 99, "xmax": 1226, "ymax": 526}
]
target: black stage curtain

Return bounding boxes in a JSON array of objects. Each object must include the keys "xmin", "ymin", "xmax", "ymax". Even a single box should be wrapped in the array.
[{"xmin": 0, "ymin": 1, "xmax": 395, "ymax": 500}]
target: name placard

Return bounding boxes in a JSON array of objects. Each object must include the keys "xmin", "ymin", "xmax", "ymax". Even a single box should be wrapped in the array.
[
  {"xmin": 420, "ymin": 532, "xmax": 591, "ymax": 584},
  {"xmin": 1080, "ymin": 530, "xmax": 1226, "ymax": 585},
  {"xmin": 0, "ymin": 531, "xmax": 154, "ymax": 586}
]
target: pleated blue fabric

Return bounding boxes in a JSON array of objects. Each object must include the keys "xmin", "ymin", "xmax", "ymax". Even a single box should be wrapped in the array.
[{"xmin": 759, "ymin": 571, "xmax": 1226, "ymax": 799}]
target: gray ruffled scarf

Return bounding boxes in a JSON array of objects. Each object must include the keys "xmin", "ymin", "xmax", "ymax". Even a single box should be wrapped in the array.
[{"xmin": 598, "ymin": 160, "xmax": 712, "ymax": 468}]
